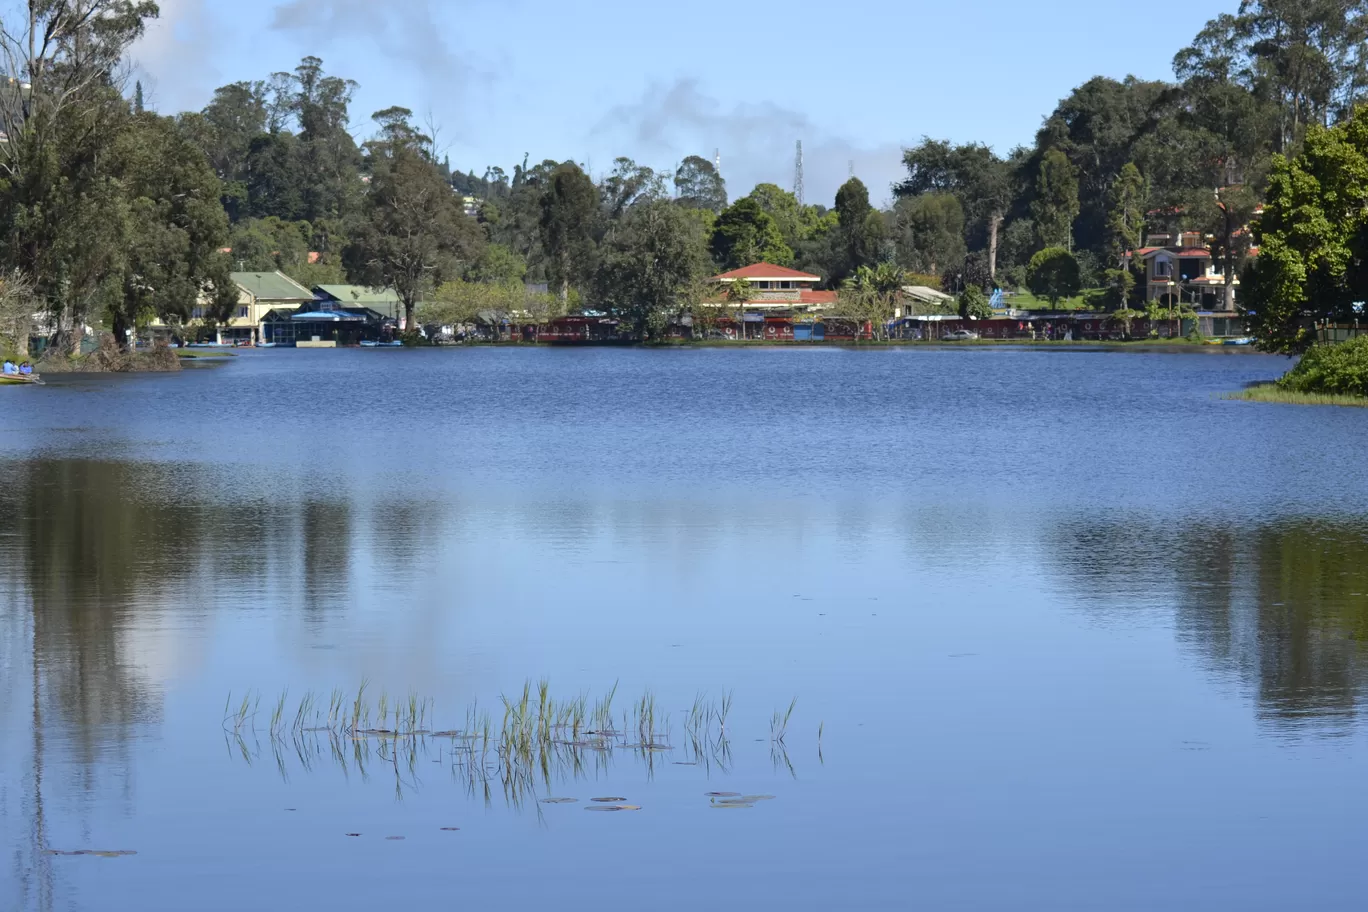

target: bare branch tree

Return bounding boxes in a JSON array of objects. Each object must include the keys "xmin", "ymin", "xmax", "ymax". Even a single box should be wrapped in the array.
[
  {"xmin": 0, "ymin": 1, "xmax": 158, "ymax": 179},
  {"xmin": 0, "ymin": 267, "xmax": 37, "ymax": 356}
]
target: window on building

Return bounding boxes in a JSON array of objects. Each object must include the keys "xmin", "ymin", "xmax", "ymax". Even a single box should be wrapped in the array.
[
  {"xmin": 1155, "ymin": 259, "xmax": 1171, "ymax": 278},
  {"xmin": 237, "ymin": 306, "xmax": 249, "ymax": 319},
  {"xmin": 191, "ymin": 307, "xmax": 204, "ymax": 319}
]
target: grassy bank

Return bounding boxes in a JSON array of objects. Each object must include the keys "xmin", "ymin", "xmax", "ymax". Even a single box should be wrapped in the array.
[{"xmin": 1227, "ymin": 384, "xmax": 1368, "ymax": 408}]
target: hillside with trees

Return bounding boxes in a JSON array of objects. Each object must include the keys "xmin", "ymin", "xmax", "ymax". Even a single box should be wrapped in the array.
[{"xmin": 1, "ymin": 0, "xmax": 1365, "ymax": 352}]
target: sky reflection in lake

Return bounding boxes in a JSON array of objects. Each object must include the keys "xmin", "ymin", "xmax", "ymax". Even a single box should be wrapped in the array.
[{"xmin": 2, "ymin": 348, "xmax": 1367, "ymax": 910}]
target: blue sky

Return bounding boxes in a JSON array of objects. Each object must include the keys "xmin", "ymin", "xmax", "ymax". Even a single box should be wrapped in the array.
[{"xmin": 134, "ymin": 0, "xmax": 1235, "ymax": 205}]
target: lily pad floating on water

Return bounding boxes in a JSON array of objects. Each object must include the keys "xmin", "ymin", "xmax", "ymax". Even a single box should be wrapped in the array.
[
  {"xmin": 709, "ymin": 802, "xmax": 754, "ymax": 809},
  {"xmin": 714, "ymin": 795, "xmax": 775, "ymax": 806},
  {"xmin": 46, "ymin": 849, "xmax": 137, "ymax": 857},
  {"xmin": 539, "ymin": 797, "xmax": 578, "ymax": 804},
  {"xmin": 584, "ymin": 804, "xmax": 641, "ymax": 812},
  {"xmin": 439, "ymin": 827, "xmax": 460, "ymax": 831},
  {"xmin": 384, "ymin": 836, "xmax": 406, "ymax": 841},
  {"xmin": 591, "ymin": 797, "xmax": 627, "ymax": 803},
  {"xmin": 345, "ymin": 833, "xmax": 361, "ymax": 837},
  {"xmin": 704, "ymin": 791, "xmax": 741, "ymax": 798}
]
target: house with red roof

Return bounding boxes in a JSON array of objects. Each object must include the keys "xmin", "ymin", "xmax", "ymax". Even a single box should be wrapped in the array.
[
  {"xmin": 706, "ymin": 263, "xmax": 836, "ymax": 311},
  {"xmin": 695, "ymin": 262, "xmax": 839, "ymax": 340},
  {"xmin": 1122, "ymin": 230, "xmax": 1236, "ymax": 311}
]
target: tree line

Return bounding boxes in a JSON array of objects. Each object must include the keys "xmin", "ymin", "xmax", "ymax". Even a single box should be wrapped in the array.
[{"xmin": 2, "ymin": 1, "xmax": 1365, "ymax": 352}]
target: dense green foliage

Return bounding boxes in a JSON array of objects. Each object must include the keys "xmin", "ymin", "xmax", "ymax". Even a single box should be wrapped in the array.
[
  {"xmin": 593, "ymin": 201, "xmax": 710, "ymax": 340},
  {"xmin": 0, "ymin": 2, "xmax": 235, "ymax": 352},
  {"xmin": 539, "ymin": 163, "xmax": 598, "ymax": 302},
  {"xmin": 1276, "ymin": 337, "xmax": 1368, "ymax": 396},
  {"xmin": 710, "ymin": 198, "xmax": 793, "ymax": 269},
  {"xmin": 891, "ymin": 2, "xmax": 1368, "ymax": 340},
  {"xmin": 343, "ymin": 108, "xmax": 483, "ymax": 332},
  {"xmin": 1027, "ymin": 248, "xmax": 1082, "ymax": 305},
  {"xmin": 958, "ymin": 286, "xmax": 992, "ymax": 320},
  {"xmin": 1244, "ymin": 107, "xmax": 1368, "ymax": 353}
]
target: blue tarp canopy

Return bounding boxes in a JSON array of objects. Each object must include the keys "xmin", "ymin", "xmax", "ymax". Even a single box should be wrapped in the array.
[{"xmin": 291, "ymin": 310, "xmax": 368, "ymax": 322}]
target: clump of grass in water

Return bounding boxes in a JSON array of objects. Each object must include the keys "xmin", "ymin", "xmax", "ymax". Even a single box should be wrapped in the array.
[
  {"xmin": 716, "ymin": 690, "xmax": 733, "ymax": 734},
  {"xmin": 227, "ymin": 681, "xmax": 802, "ymax": 804},
  {"xmin": 1227, "ymin": 384, "xmax": 1368, "ymax": 408},
  {"xmin": 770, "ymin": 698, "xmax": 796, "ymax": 744}
]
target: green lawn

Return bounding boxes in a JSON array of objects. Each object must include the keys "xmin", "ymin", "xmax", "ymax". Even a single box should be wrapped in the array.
[{"xmin": 999, "ymin": 288, "xmax": 1108, "ymax": 311}]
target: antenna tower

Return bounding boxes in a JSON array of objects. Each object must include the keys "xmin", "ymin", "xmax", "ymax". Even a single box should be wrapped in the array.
[
  {"xmin": 794, "ymin": 140, "xmax": 804, "ymax": 206},
  {"xmin": 714, "ymin": 148, "xmax": 721, "ymax": 172}
]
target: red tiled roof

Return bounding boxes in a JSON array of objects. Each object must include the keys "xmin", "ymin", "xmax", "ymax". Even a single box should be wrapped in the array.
[
  {"xmin": 1175, "ymin": 248, "xmax": 1212, "ymax": 257},
  {"xmin": 800, "ymin": 290, "xmax": 837, "ymax": 304},
  {"xmin": 712, "ymin": 263, "xmax": 821, "ymax": 281}
]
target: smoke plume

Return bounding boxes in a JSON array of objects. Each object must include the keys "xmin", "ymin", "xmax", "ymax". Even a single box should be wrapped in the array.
[{"xmin": 598, "ymin": 79, "xmax": 907, "ymax": 206}]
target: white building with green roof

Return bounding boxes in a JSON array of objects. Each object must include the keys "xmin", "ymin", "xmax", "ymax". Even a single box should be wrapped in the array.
[{"xmin": 218, "ymin": 271, "xmax": 316, "ymax": 344}]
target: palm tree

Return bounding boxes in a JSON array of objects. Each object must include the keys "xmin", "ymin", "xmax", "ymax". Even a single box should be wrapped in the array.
[
  {"xmin": 841, "ymin": 264, "xmax": 906, "ymax": 341},
  {"xmin": 723, "ymin": 279, "xmax": 752, "ymax": 340}
]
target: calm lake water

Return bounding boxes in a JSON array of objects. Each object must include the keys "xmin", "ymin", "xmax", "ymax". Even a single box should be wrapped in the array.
[{"xmin": 3, "ymin": 346, "xmax": 1368, "ymax": 910}]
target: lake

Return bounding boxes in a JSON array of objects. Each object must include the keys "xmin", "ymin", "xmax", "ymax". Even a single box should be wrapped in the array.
[{"xmin": 3, "ymin": 346, "xmax": 1368, "ymax": 910}]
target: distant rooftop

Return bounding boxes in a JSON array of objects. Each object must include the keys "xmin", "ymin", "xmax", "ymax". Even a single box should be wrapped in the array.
[
  {"xmin": 313, "ymin": 285, "xmax": 401, "ymax": 305},
  {"xmin": 231, "ymin": 271, "xmax": 314, "ymax": 301},
  {"xmin": 712, "ymin": 263, "xmax": 821, "ymax": 282}
]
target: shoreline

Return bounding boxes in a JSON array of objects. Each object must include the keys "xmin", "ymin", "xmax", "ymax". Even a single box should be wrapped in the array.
[
  {"xmin": 1226, "ymin": 384, "xmax": 1368, "ymax": 408},
  {"xmin": 478, "ymin": 338, "xmax": 1265, "ymax": 353}
]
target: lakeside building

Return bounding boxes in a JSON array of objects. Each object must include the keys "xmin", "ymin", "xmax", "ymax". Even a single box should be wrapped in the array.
[
  {"xmin": 897, "ymin": 285, "xmax": 957, "ymax": 316},
  {"xmin": 699, "ymin": 263, "xmax": 837, "ymax": 339},
  {"xmin": 260, "ymin": 283, "xmax": 407, "ymax": 346},
  {"xmin": 1123, "ymin": 194, "xmax": 1263, "ymax": 311},
  {"xmin": 706, "ymin": 262, "xmax": 836, "ymax": 310},
  {"xmin": 259, "ymin": 303, "xmax": 390, "ymax": 347},
  {"xmin": 211, "ymin": 272, "xmax": 316, "ymax": 344},
  {"xmin": 169, "ymin": 276, "xmax": 406, "ymax": 346},
  {"xmin": 1122, "ymin": 232, "xmax": 1236, "ymax": 311},
  {"xmin": 312, "ymin": 285, "xmax": 404, "ymax": 324}
]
